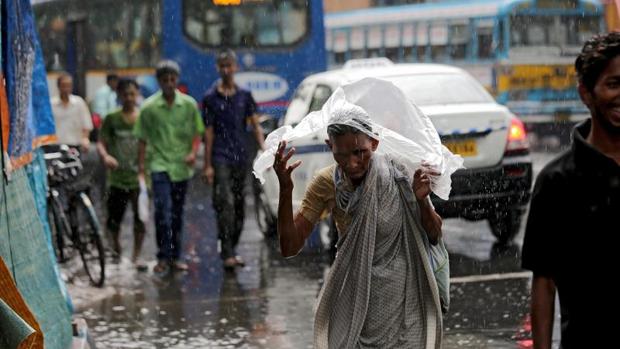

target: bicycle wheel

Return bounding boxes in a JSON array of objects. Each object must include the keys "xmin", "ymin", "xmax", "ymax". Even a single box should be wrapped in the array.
[
  {"xmin": 73, "ymin": 192, "xmax": 105, "ymax": 287},
  {"xmin": 253, "ymin": 181, "xmax": 277, "ymax": 239},
  {"xmin": 48, "ymin": 195, "xmax": 73, "ymax": 263}
]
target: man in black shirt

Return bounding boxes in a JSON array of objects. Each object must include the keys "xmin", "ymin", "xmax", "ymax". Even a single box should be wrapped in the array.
[{"xmin": 522, "ymin": 33, "xmax": 620, "ymax": 349}]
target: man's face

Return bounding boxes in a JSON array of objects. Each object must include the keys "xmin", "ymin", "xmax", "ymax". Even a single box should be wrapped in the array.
[
  {"xmin": 158, "ymin": 73, "xmax": 178, "ymax": 97},
  {"xmin": 580, "ymin": 55, "xmax": 620, "ymax": 134},
  {"xmin": 327, "ymin": 132, "xmax": 379, "ymax": 181},
  {"xmin": 58, "ymin": 76, "xmax": 73, "ymax": 96},
  {"xmin": 109, "ymin": 78, "xmax": 119, "ymax": 91},
  {"xmin": 119, "ymin": 84, "xmax": 138, "ymax": 109},
  {"xmin": 217, "ymin": 59, "xmax": 238, "ymax": 82}
]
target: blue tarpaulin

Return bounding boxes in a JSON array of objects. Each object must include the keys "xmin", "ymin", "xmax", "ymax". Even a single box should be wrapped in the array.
[
  {"xmin": 2, "ymin": 0, "xmax": 56, "ymax": 167},
  {"xmin": 1, "ymin": 0, "xmax": 73, "ymax": 348}
]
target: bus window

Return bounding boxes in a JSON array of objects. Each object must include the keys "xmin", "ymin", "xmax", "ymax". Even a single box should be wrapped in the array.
[
  {"xmin": 430, "ymin": 22, "xmax": 448, "ymax": 61},
  {"xmin": 351, "ymin": 50, "xmax": 366, "ymax": 59},
  {"xmin": 431, "ymin": 46, "xmax": 447, "ymax": 61},
  {"xmin": 477, "ymin": 28, "xmax": 493, "ymax": 59},
  {"xmin": 367, "ymin": 49, "xmax": 382, "ymax": 58},
  {"xmin": 416, "ymin": 45, "xmax": 428, "ymax": 62},
  {"xmin": 384, "ymin": 25, "xmax": 401, "ymax": 61},
  {"xmin": 385, "ymin": 48, "xmax": 399, "ymax": 62},
  {"xmin": 403, "ymin": 47, "xmax": 414, "ymax": 62},
  {"xmin": 34, "ymin": 3, "xmax": 68, "ymax": 71},
  {"xmin": 567, "ymin": 16, "xmax": 600, "ymax": 45},
  {"xmin": 414, "ymin": 22, "xmax": 430, "ymax": 62},
  {"xmin": 525, "ymin": 19, "xmax": 549, "ymax": 46},
  {"xmin": 88, "ymin": 0, "xmax": 161, "ymax": 69},
  {"xmin": 449, "ymin": 24, "xmax": 469, "ymax": 60},
  {"xmin": 183, "ymin": 0, "xmax": 309, "ymax": 48},
  {"xmin": 334, "ymin": 52, "xmax": 347, "ymax": 65},
  {"xmin": 510, "ymin": 15, "xmax": 600, "ymax": 47}
]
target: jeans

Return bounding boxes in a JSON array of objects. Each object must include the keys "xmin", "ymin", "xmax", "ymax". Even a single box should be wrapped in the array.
[
  {"xmin": 213, "ymin": 164, "xmax": 246, "ymax": 260},
  {"xmin": 151, "ymin": 172, "xmax": 188, "ymax": 261}
]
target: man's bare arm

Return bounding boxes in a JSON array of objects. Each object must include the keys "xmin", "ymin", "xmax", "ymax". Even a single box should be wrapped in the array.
[{"xmin": 531, "ymin": 274, "xmax": 556, "ymax": 349}]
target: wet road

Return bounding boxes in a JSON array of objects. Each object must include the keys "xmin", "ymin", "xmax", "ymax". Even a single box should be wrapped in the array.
[{"xmin": 63, "ymin": 150, "xmax": 560, "ymax": 349}]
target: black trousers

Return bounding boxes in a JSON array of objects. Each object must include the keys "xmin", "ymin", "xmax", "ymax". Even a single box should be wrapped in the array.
[
  {"xmin": 106, "ymin": 186, "xmax": 145, "ymax": 236},
  {"xmin": 213, "ymin": 164, "xmax": 246, "ymax": 260}
]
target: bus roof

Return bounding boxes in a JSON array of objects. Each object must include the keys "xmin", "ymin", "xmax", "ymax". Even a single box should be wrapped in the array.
[
  {"xmin": 325, "ymin": 0, "xmax": 603, "ymax": 29},
  {"xmin": 303, "ymin": 63, "xmax": 466, "ymax": 86}
]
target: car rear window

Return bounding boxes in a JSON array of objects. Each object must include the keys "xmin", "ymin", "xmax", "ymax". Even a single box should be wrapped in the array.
[{"xmin": 388, "ymin": 73, "xmax": 494, "ymax": 106}]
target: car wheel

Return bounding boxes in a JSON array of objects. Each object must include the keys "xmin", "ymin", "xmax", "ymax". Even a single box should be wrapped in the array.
[{"xmin": 488, "ymin": 207, "xmax": 524, "ymax": 245}]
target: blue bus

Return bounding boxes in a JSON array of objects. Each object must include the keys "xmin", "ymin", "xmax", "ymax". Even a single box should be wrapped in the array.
[
  {"xmin": 325, "ymin": 0, "xmax": 605, "ymax": 127},
  {"xmin": 32, "ymin": 0, "xmax": 327, "ymax": 119}
]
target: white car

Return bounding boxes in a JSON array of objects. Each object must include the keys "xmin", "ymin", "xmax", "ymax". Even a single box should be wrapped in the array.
[{"xmin": 259, "ymin": 59, "xmax": 532, "ymax": 245}]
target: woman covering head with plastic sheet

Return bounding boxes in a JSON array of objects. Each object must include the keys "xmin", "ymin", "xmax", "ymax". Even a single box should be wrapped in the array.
[{"xmin": 254, "ymin": 78, "xmax": 463, "ymax": 349}]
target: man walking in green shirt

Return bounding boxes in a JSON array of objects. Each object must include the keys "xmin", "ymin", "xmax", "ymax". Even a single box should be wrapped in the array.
[
  {"xmin": 97, "ymin": 79, "xmax": 146, "ymax": 270},
  {"xmin": 134, "ymin": 61, "xmax": 205, "ymax": 274}
]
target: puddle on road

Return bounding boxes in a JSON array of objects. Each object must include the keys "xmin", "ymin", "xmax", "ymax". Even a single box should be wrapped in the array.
[{"xmin": 80, "ymin": 242, "xmax": 327, "ymax": 349}]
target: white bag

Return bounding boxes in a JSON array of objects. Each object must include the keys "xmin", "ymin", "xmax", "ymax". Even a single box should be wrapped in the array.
[
  {"xmin": 138, "ymin": 178, "xmax": 149, "ymax": 223},
  {"xmin": 253, "ymin": 77, "xmax": 464, "ymax": 200}
]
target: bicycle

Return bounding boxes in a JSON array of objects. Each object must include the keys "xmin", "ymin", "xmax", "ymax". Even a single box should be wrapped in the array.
[{"xmin": 44, "ymin": 145, "xmax": 105, "ymax": 287}]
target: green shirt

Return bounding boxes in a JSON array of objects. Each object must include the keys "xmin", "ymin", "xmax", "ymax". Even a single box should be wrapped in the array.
[
  {"xmin": 101, "ymin": 109, "xmax": 140, "ymax": 189},
  {"xmin": 133, "ymin": 91, "xmax": 205, "ymax": 182}
]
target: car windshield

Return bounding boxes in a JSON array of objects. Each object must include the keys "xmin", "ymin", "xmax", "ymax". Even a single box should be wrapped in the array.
[{"xmin": 388, "ymin": 73, "xmax": 494, "ymax": 106}]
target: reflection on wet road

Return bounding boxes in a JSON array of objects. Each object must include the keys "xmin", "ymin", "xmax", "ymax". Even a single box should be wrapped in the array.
[{"xmin": 69, "ymin": 152, "xmax": 559, "ymax": 348}]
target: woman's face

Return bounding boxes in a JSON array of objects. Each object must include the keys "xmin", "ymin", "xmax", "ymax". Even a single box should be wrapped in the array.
[{"xmin": 327, "ymin": 132, "xmax": 378, "ymax": 183}]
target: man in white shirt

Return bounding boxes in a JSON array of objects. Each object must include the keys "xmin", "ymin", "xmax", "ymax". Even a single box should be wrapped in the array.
[
  {"xmin": 51, "ymin": 73, "xmax": 93, "ymax": 152},
  {"xmin": 91, "ymin": 72, "xmax": 119, "ymax": 119}
]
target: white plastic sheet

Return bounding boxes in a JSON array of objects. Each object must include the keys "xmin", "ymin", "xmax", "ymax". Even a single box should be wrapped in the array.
[{"xmin": 253, "ymin": 77, "xmax": 464, "ymax": 200}]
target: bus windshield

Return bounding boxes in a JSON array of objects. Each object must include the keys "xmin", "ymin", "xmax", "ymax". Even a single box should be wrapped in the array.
[
  {"xmin": 510, "ymin": 14, "xmax": 600, "ymax": 47},
  {"xmin": 183, "ymin": 0, "xmax": 309, "ymax": 48}
]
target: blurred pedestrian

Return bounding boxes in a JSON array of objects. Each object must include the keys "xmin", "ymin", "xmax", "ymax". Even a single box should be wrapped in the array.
[
  {"xmin": 51, "ymin": 73, "xmax": 93, "ymax": 153},
  {"xmin": 134, "ymin": 61, "xmax": 205, "ymax": 274},
  {"xmin": 202, "ymin": 49, "xmax": 265, "ymax": 270},
  {"xmin": 522, "ymin": 32, "xmax": 620, "ymax": 349},
  {"xmin": 97, "ymin": 78, "xmax": 146, "ymax": 270},
  {"xmin": 91, "ymin": 72, "xmax": 119, "ymax": 121},
  {"xmin": 273, "ymin": 114, "xmax": 446, "ymax": 348}
]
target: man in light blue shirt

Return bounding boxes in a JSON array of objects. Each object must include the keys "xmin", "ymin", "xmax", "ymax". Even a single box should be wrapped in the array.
[{"xmin": 91, "ymin": 72, "xmax": 119, "ymax": 120}]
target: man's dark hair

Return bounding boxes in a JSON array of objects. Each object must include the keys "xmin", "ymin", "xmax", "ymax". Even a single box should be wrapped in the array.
[
  {"xmin": 327, "ymin": 118, "xmax": 374, "ymax": 139},
  {"xmin": 155, "ymin": 60, "xmax": 181, "ymax": 79},
  {"xmin": 575, "ymin": 32, "xmax": 620, "ymax": 92},
  {"xmin": 217, "ymin": 49, "xmax": 238, "ymax": 65},
  {"xmin": 106, "ymin": 72, "xmax": 119, "ymax": 82},
  {"xmin": 116, "ymin": 78, "xmax": 139, "ymax": 93},
  {"xmin": 56, "ymin": 71, "xmax": 72, "ymax": 86}
]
